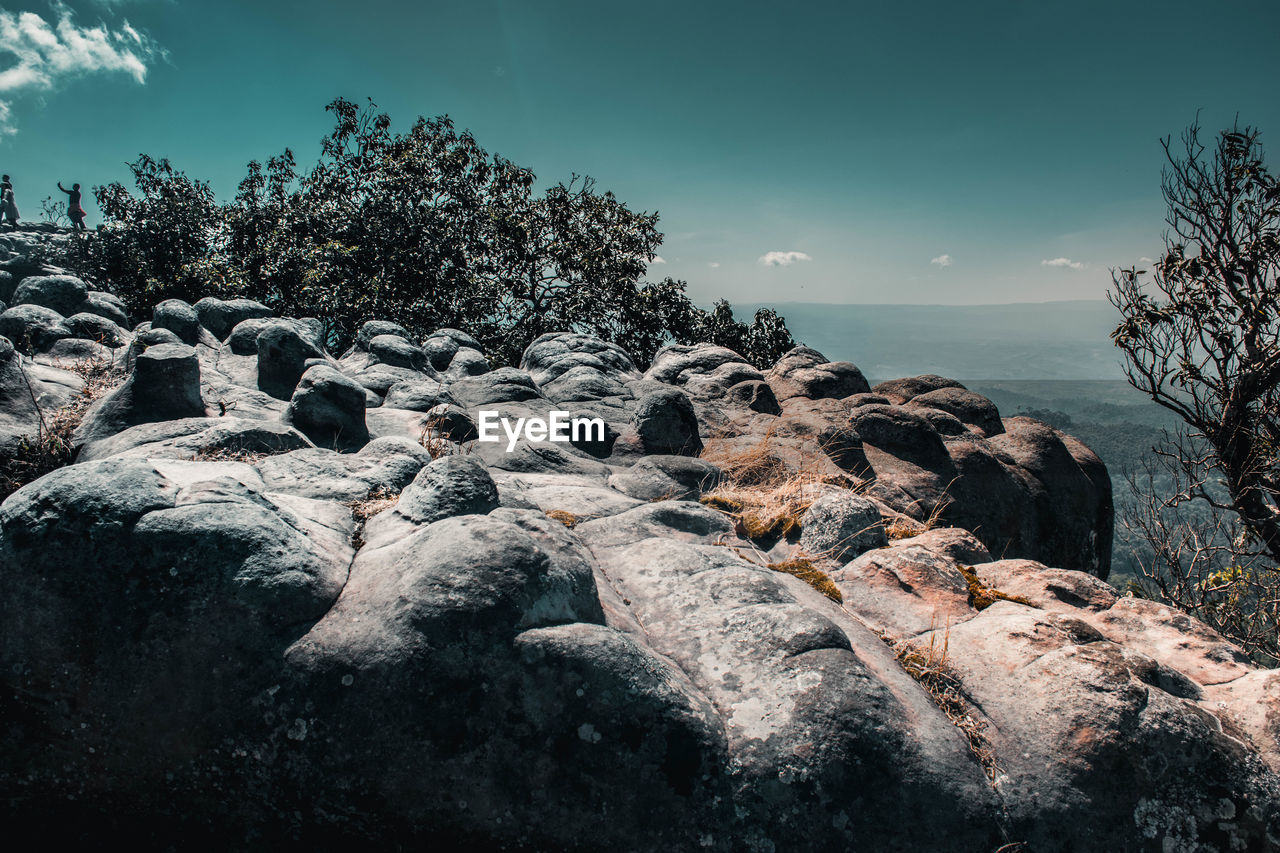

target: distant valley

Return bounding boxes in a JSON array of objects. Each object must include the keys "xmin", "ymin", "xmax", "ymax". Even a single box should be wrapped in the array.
[{"xmin": 741, "ymin": 300, "xmax": 1127, "ymax": 381}]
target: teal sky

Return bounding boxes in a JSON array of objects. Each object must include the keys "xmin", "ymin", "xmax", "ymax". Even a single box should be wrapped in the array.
[{"xmin": 1, "ymin": 0, "xmax": 1277, "ymax": 306}]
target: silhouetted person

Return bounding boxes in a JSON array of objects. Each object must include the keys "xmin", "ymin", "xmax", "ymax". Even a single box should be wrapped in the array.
[
  {"xmin": 58, "ymin": 181, "xmax": 86, "ymax": 231},
  {"xmin": 1, "ymin": 176, "xmax": 19, "ymax": 230}
]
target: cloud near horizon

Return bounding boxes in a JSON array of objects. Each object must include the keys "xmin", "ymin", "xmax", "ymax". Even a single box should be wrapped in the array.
[
  {"xmin": 0, "ymin": 6, "xmax": 162, "ymax": 137},
  {"xmin": 758, "ymin": 250, "xmax": 812, "ymax": 267},
  {"xmin": 1041, "ymin": 257, "xmax": 1085, "ymax": 270},
  {"xmin": 930, "ymin": 254, "xmax": 953, "ymax": 267}
]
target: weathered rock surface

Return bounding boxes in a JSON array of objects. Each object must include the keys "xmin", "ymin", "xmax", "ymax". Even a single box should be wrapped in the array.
[{"xmin": 0, "ymin": 271, "xmax": 1275, "ymax": 851}]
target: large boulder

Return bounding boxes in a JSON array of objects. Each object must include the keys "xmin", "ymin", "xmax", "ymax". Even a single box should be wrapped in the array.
[
  {"xmin": 151, "ymin": 298, "xmax": 202, "ymax": 345},
  {"xmin": 284, "ymin": 364, "xmax": 370, "ymax": 451},
  {"xmin": 10, "ymin": 274, "xmax": 87, "ymax": 317},
  {"xmin": 798, "ymin": 490, "xmax": 888, "ymax": 561},
  {"xmin": 193, "ymin": 296, "xmax": 272, "ymax": 340},
  {"xmin": 632, "ymin": 387, "xmax": 702, "ymax": 455},
  {"xmin": 906, "ymin": 387, "xmax": 1004, "ymax": 437},
  {"xmin": 0, "ymin": 304, "xmax": 72, "ymax": 353},
  {"xmin": 767, "ymin": 346, "xmax": 870, "ymax": 401},
  {"xmin": 257, "ymin": 323, "xmax": 325, "ymax": 399},
  {"xmin": 75, "ymin": 344, "xmax": 206, "ymax": 449},
  {"xmin": 81, "ymin": 291, "xmax": 130, "ymax": 328}
]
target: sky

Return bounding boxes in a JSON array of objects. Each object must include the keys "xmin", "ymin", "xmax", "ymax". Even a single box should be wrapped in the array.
[{"xmin": 0, "ymin": 0, "xmax": 1276, "ymax": 306}]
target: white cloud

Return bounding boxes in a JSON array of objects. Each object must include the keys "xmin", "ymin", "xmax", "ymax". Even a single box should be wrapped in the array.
[
  {"xmin": 1139, "ymin": 256, "xmax": 1154, "ymax": 264},
  {"xmin": 0, "ymin": 6, "xmax": 162, "ymax": 137},
  {"xmin": 708, "ymin": 262, "xmax": 720, "ymax": 268},
  {"xmin": 1041, "ymin": 257, "xmax": 1085, "ymax": 270},
  {"xmin": 930, "ymin": 254, "xmax": 953, "ymax": 267},
  {"xmin": 649, "ymin": 255, "xmax": 666, "ymax": 264},
  {"xmin": 758, "ymin": 250, "xmax": 812, "ymax": 267}
]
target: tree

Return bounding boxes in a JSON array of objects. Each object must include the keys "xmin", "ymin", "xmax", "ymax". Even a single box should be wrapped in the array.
[
  {"xmin": 69, "ymin": 98, "xmax": 795, "ymax": 368},
  {"xmin": 1110, "ymin": 118, "xmax": 1280, "ymax": 663}
]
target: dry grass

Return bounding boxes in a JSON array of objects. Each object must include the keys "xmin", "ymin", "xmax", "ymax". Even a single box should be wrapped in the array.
[
  {"xmin": 767, "ymin": 556, "xmax": 843, "ymax": 603},
  {"xmin": 884, "ymin": 515, "xmax": 928, "ymax": 541},
  {"xmin": 0, "ymin": 353, "xmax": 124, "ymax": 501},
  {"xmin": 882, "ymin": 623, "xmax": 1000, "ymax": 782},
  {"xmin": 957, "ymin": 564, "xmax": 1038, "ymax": 611},
  {"xmin": 347, "ymin": 486, "xmax": 401, "ymax": 522},
  {"xmin": 699, "ymin": 426, "xmax": 855, "ymax": 542},
  {"xmin": 544, "ymin": 509, "xmax": 578, "ymax": 528}
]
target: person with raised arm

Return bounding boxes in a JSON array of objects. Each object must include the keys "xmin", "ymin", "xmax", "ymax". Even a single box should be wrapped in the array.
[{"xmin": 58, "ymin": 181, "xmax": 87, "ymax": 231}]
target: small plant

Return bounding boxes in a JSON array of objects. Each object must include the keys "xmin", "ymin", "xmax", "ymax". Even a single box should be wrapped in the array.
[
  {"xmin": 883, "ymin": 623, "xmax": 1000, "ymax": 783},
  {"xmin": 544, "ymin": 509, "xmax": 578, "ymax": 528},
  {"xmin": 767, "ymin": 556, "xmax": 843, "ymax": 603},
  {"xmin": 884, "ymin": 515, "xmax": 927, "ymax": 541},
  {"xmin": 346, "ymin": 486, "xmax": 400, "ymax": 522},
  {"xmin": 39, "ymin": 195, "xmax": 69, "ymax": 228},
  {"xmin": 0, "ymin": 353, "xmax": 124, "ymax": 501},
  {"xmin": 956, "ymin": 564, "xmax": 1038, "ymax": 611}
]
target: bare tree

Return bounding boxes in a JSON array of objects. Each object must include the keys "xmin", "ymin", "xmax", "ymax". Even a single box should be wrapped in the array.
[{"xmin": 1110, "ymin": 117, "xmax": 1280, "ymax": 663}]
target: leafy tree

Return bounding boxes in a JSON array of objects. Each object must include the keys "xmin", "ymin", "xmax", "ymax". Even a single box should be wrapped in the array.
[
  {"xmin": 82, "ymin": 155, "xmax": 233, "ymax": 315},
  {"xmin": 1110, "ymin": 118, "xmax": 1280, "ymax": 663},
  {"xmin": 65, "ymin": 98, "xmax": 795, "ymax": 369}
]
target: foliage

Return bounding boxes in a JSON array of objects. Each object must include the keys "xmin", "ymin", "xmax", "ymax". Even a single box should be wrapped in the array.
[
  {"xmin": 1109, "ymin": 117, "xmax": 1280, "ymax": 663},
  {"xmin": 38, "ymin": 196, "xmax": 68, "ymax": 228},
  {"xmin": 67, "ymin": 98, "xmax": 793, "ymax": 366}
]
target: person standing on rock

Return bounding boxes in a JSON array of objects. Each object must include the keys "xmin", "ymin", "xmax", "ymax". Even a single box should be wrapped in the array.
[
  {"xmin": 57, "ymin": 182, "xmax": 86, "ymax": 232},
  {"xmin": 1, "ymin": 176, "xmax": 18, "ymax": 230}
]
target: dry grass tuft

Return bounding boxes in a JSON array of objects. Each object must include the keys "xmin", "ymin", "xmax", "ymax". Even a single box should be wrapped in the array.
[
  {"xmin": 347, "ymin": 486, "xmax": 401, "ymax": 522},
  {"xmin": 768, "ymin": 556, "xmax": 843, "ymax": 603},
  {"xmin": 883, "ymin": 623, "xmax": 1000, "ymax": 782},
  {"xmin": 884, "ymin": 515, "xmax": 928, "ymax": 541},
  {"xmin": 699, "ymin": 426, "xmax": 853, "ymax": 542},
  {"xmin": 957, "ymin": 564, "xmax": 1038, "ymax": 611},
  {"xmin": 0, "ymin": 353, "xmax": 124, "ymax": 501},
  {"xmin": 544, "ymin": 509, "xmax": 578, "ymax": 528}
]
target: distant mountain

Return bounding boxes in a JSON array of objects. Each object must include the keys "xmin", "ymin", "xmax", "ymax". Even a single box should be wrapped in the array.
[{"xmin": 737, "ymin": 300, "xmax": 1126, "ymax": 380}]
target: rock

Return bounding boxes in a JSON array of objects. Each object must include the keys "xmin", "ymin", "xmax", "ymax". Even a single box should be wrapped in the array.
[
  {"xmin": 130, "ymin": 326, "xmax": 184, "ymax": 352},
  {"xmin": 75, "ymin": 344, "xmax": 206, "ymax": 448},
  {"xmin": 63, "ymin": 312, "xmax": 128, "ymax": 347},
  {"xmin": 257, "ymin": 323, "xmax": 325, "ymax": 399},
  {"xmin": 798, "ymin": 490, "xmax": 888, "ymax": 561},
  {"xmin": 872, "ymin": 374, "xmax": 967, "ymax": 404},
  {"xmin": 907, "ymin": 387, "xmax": 1004, "ymax": 436},
  {"xmin": 767, "ymin": 346, "xmax": 870, "ymax": 400},
  {"xmin": 256, "ymin": 436, "xmax": 431, "ymax": 501},
  {"xmin": 520, "ymin": 332, "xmax": 639, "ymax": 387},
  {"xmin": 422, "ymin": 403, "xmax": 478, "ymax": 442},
  {"xmin": 367, "ymin": 333, "xmax": 429, "ymax": 371},
  {"xmin": 644, "ymin": 342, "xmax": 755, "ymax": 386},
  {"xmin": 359, "ymin": 454, "xmax": 500, "ymax": 547},
  {"xmin": 632, "ymin": 387, "xmax": 702, "ymax": 455},
  {"xmin": 76, "ymin": 416, "xmax": 315, "ymax": 463},
  {"xmin": 608, "ymin": 455, "xmax": 722, "ymax": 501},
  {"xmin": 284, "ymin": 364, "xmax": 370, "ymax": 451},
  {"xmin": 382, "ymin": 379, "xmax": 456, "ymax": 412},
  {"xmin": 934, "ymin": 604, "xmax": 1277, "ymax": 852},
  {"xmin": 449, "ymin": 367, "xmax": 544, "ymax": 408},
  {"xmin": 10, "ymin": 274, "xmax": 87, "ymax": 317},
  {"xmin": 228, "ymin": 316, "xmax": 324, "ymax": 356},
  {"xmin": 0, "ymin": 270, "xmax": 13, "ymax": 303},
  {"xmin": 355, "ymin": 319, "xmax": 414, "ymax": 351},
  {"xmin": 81, "ymin": 291, "xmax": 130, "ymax": 328},
  {"xmin": 151, "ymin": 298, "xmax": 202, "ymax": 345},
  {"xmin": 193, "ymin": 296, "xmax": 272, "ymax": 340},
  {"xmin": 990, "ymin": 417, "xmax": 1113, "ymax": 578},
  {"xmin": 725, "ymin": 379, "xmax": 781, "ymax": 414},
  {"xmin": 0, "ymin": 304, "xmax": 72, "ymax": 353},
  {"xmin": 444, "ymin": 347, "xmax": 491, "ymax": 377},
  {"xmin": 849, "ymin": 403, "xmax": 951, "ymax": 470}
]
